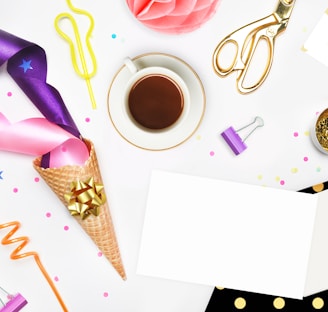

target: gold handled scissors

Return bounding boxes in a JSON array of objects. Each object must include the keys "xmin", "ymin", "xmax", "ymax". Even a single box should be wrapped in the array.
[{"xmin": 213, "ymin": 0, "xmax": 296, "ymax": 94}]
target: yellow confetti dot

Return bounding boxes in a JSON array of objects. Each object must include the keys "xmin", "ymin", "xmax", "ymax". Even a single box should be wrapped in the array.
[
  {"xmin": 304, "ymin": 130, "xmax": 310, "ymax": 136},
  {"xmin": 291, "ymin": 167, "xmax": 298, "ymax": 173},
  {"xmin": 234, "ymin": 297, "xmax": 246, "ymax": 309},
  {"xmin": 257, "ymin": 174, "xmax": 263, "ymax": 180},
  {"xmin": 275, "ymin": 176, "xmax": 280, "ymax": 182},
  {"xmin": 313, "ymin": 297, "xmax": 324, "ymax": 309},
  {"xmin": 196, "ymin": 135, "xmax": 201, "ymax": 140},
  {"xmin": 273, "ymin": 297, "xmax": 285, "ymax": 309},
  {"xmin": 313, "ymin": 183, "xmax": 324, "ymax": 193}
]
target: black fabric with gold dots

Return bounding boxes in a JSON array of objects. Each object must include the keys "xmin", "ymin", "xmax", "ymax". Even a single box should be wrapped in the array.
[
  {"xmin": 205, "ymin": 287, "xmax": 327, "ymax": 311},
  {"xmin": 204, "ymin": 182, "xmax": 328, "ymax": 311}
]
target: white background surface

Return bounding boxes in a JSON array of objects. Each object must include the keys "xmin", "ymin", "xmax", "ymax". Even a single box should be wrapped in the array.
[{"xmin": 1, "ymin": 0, "xmax": 328, "ymax": 311}]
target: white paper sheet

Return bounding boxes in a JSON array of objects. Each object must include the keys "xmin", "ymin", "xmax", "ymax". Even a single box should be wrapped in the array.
[
  {"xmin": 304, "ymin": 10, "xmax": 328, "ymax": 67},
  {"xmin": 137, "ymin": 170, "xmax": 323, "ymax": 299}
]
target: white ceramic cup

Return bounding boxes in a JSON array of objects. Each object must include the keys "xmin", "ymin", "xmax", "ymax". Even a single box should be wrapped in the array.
[{"xmin": 123, "ymin": 57, "xmax": 190, "ymax": 132}]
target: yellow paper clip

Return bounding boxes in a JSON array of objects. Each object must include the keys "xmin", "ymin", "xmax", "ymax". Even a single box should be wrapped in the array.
[
  {"xmin": 0, "ymin": 221, "xmax": 68, "ymax": 311},
  {"xmin": 55, "ymin": 0, "xmax": 97, "ymax": 109}
]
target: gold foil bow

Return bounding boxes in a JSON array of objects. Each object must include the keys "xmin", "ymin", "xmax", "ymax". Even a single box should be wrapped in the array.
[{"xmin": 64, "ymin": 177, "xmax": 106, "ymax": 220}]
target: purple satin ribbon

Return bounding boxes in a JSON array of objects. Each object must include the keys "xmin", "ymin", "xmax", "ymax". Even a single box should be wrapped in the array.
[{"xmin": 0, "ymin": 29, "xmax": 82, "ymax": 167}]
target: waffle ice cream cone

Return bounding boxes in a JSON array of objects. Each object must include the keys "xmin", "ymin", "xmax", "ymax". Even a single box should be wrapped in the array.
[{"xmin": 33, "ymin": 138, "xmax": 126, "ymax": 280}]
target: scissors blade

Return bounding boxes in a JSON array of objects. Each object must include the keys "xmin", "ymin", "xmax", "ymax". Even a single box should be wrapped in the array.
[{"xmin": 274, "ymin": 0, "xmax": 296, "ymax": 31}]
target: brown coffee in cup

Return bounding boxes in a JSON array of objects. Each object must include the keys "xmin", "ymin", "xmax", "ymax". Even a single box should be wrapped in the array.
[{"xmin": 128, "ymin": 74, "xmax": 184, "ymax": 130}]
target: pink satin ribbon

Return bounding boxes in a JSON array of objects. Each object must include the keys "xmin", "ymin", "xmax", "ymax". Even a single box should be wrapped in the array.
[{"xmin": 0, "ymin": 113, "xmax": 89, "ymax": 168}]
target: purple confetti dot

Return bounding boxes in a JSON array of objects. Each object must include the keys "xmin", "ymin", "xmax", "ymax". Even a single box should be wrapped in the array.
[
  {"xmin": 64, "ymin": 225, "xmax": 69, "ymax": 231},
  {"xmin": 280, "ymin": 180, "xmax": 285, "ymax": 186},
  {"xmin": 46, "ymin": 212, "xmax": 51, "ymax": 218},
  {"xmin": 293, "ymin": 132, "xmax": 298, "ymax": 137},
  {"xmin": 7, "ymin": 91, "xmax": 12, "ymax": 97},
  {"xmin": 13, "ymin": 187, "xmax": 18, "ymax": 193},
  {"xmin": 85, "ymin": 117, "xmax": 91, "ymax": 123},
  {"xmin": 304, "ymin": 156, "xmax": 308, "ymax": 162}
]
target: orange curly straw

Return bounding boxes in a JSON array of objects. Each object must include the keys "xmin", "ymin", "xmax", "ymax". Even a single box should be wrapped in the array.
[{"xmin": 0, "ymin": 221, "xmax": 68, "ymax": 311}]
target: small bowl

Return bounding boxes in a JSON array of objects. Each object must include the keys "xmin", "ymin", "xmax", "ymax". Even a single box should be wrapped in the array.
[{"xmin": 311, "ymin": 108, "xmax": 328, "ymax": 154}]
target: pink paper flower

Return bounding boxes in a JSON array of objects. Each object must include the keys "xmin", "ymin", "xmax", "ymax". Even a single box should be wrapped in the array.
[{"xmin": 126, "ymin": 0, "xmax": 221, "ymax": 34}]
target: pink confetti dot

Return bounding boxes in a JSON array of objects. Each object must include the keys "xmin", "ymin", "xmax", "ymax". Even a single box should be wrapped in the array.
[
  {"xmin": 303, "ymin": 156, "xmax": 309, "ymax": 162},
  {"xmin": 280, "ymin": 180, "xmax": 285, "ymax": 186},
  {"xmin": 54, "ymin": 276, "xmax": 59, "ymax": 282},
  {"xmin": 7, "ymin": 91, "xmax": 12, "ymax": 97},
  {"xmin": 209, "ymin": 151, "xmax": 215, "ymax": 157},
  {"xmin": 46, "ymin": 212, "xmax": 52, "ymax": 218},
  {"xmin": 85, "ymin": 117, "xmax": 91, "ymax": 123},
  {"xmin": 97, "ymin": 251, "xmax": 103, "ymax": 257},
  {"xmin": 293, "ymin": 132, "xmax": 298, "ymax": 137},
  {"xmin": 34, "ymin": 177, "xmax": 40, "ymax": 182},
  {"xmin": 64, "ymin": 225, "xmax": 69, "ymax": 231},
  {"xmin": 103, "ymin": 292, "xmax": 109, "ymax": 298},
  {"xmin": 13, "ymin": 187, "xmax": 18, "ymax": 193}
]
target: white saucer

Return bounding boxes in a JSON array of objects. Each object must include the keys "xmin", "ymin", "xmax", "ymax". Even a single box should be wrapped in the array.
[{"xmin": 107, "ymin": 53, "xmax": 205, "ymax": 150}]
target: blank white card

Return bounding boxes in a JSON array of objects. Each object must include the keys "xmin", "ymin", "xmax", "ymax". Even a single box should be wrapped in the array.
[{"xmin": 137, "ymin": 170, "xmax": 328, "ymax": 299}]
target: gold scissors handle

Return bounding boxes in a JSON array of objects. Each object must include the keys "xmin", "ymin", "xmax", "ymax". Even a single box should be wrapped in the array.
[{"xmin": 212, "ymin": 0, "xmax": 296, "ymax": 94}]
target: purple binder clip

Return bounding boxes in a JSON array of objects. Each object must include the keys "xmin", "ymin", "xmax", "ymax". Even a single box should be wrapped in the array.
[
  {"xmin": 0, "ymin": 287, "xmax": 27, "ymax": 312},
  {"xmin": 221, "ymin": 116, "xmax": 264, "ymax": 155},
  {"xmin": 0, "ymin": 294, "xmax": 27, "ymax": 312}
]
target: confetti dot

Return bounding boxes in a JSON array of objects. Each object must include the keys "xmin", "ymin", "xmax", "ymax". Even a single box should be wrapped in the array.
[
  {"xmin": 209, "ymin": 151, "xmax": 215, "ymax": 157},
  {"xmin": 46, "ymin": 212, "xmax": 52, "ymax": 218},
  {"xmin": 304, "ymin": 131, "xmax": 310, "ymax": 136},
  {"xmin": 316, "ymin": 166, "xmax": 321, "ymax": 172},
  {"xmin": 54, "ymin": 276, "xmax": 59, "ymax": 282},
  {"xmin": 313, "ymin": 183, "xmax": 324, "ymax": 192},
  {"xmin": 34, "ymin": 177, "xmax": 40, "ymax": 182},
  {"xmin": 304, "ymin": 156, "xmax": 309, "ymax": 162},
  {"xmin": 85, "ymin": 117, "xmax": 91, "ymax": 123},
  {"xmin": 103, "ymin": 292, "xmax": 109, "ymax": 298},
  {"xmin": 280, "ymin": 180, "xmax": 285, "ymax": 186},
  {"xmin": 291, "ymin": 168, "xmax": 298, "ymax": 173},
  {"xmin": 275, "ymin": 176, "xmax": 280, "ymax": 182},
  {"xmin": 257, "ymin": 174, "xmax": 263, "ymax": 180},
  {"xmin": 111, "ymin": 33, "xmax": 117, "ymax": 39},
  {"xmin": 97, "ymin": 251, "xmax": 103, "ymax": 257},
  {"xmin": 7, "ymin": 91, "xmax": 12, "ymax": 97},
  {"xmin": 64, "ymin": 225, "xmax": 69, "ymax": 231},
  {"xmin": 234, "ymin": 297, "xmax": 246, "ymax": 309},
  {"xmin": 312, "ymin": 297, "xmax": 324, "ymax": 309},
  {"xmin": 273, "ymin": 297, "xmax": 285, "ymax": 309},
  {"xmin": 13, "ymin": 187, "xmax": 18, "ymax": 193},
  {"xmin": 196, "ymin": 135, "xmax": 201, "ymax": 140},
  {"xmin": 293, "ymin": 132, "xmax": 299, "ymax": 137}
]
